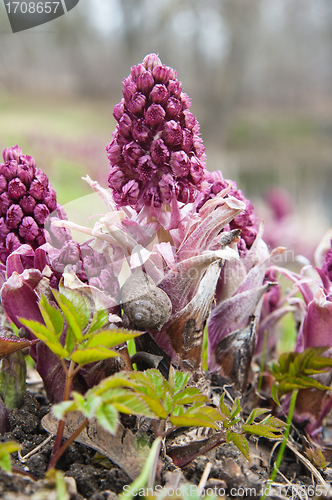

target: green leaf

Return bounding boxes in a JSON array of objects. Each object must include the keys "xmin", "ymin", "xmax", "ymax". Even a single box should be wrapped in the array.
[
  {"xmin": 57, "ymin": 285, "xmax": 91, "ymax": 329},
  {"xmin": 112, "ymin": 395, "xmax": 153, "ymax": 417},
  {"xmin": 93, "ymin": 375, "xmax": 139, "ymax": 395},
  {"xmin": 172, "ymin": 369, "xmax": 190, "ymax": 394},
  {"xmin": 173, "ymin": 387, "xmax": 208, "ymax": 405},
  {"xmin": 70, "ymin": 347, "xmax": 118, "ymax": 365},
  {"xmin": 164, "ymin": 390, "xmax": 173, "ymax": 414},
  {"xmin": 0, "ymin": 441, "xmax": 21, "ymax": 472},
  {"xmin": 64, "ymin": 327, "xmax": 75, "ymax": 355},
  {"xmin": 87, "ymin": 308, "xmax": 108, "ymax": 335},
  {"xmin": 230, "ymin": 398, "xmax": 241, "ymax": 420},
  {"xmin": 170, "ymin": 413, "xmax": 219, "ymax": 429},
  {"xmin": 145, "ymin": 370, "xmax": 167, "ymax": 400},
  {"xmin": 39, "ymin": 295, "xmax": 64, "ymax": 337},
  {"xmin": 72, "ymin": 392, "xmax": 102, "ymax": 419},
  {"xmin": 271, "ymin": 384, "xmax": 280, "ymax": 406},
  {"xmin": 85, "ymin": 329, "xmax": 141, "ymax": 349},
  {"xmin": 52, "ymin": 400, "xmax": 77, "ymax": 420},
  {"xmin": 44, "ymin": 342, "xmax": 69, "ymax": 359},
  {"xmin": 219, "ymin": 394, "xmax": 230, "ymax": 419},
  {"xmin": 185, "ymin": 405, "xmax": 226, "ymax": 423},
  {"xmin": 138, "ymin": 394, "xmax": 168, "ymax": 419},
  {"xmin": 245, "ymin": 408, "xmax": 271, "ymax": 426},
  {"xmin": 52, "ymin": 290, "xmax": 85, "ymax": 342},
  {"xmin": 95, "ymin": 403, "xmax": 119, "ymax": 435},
  {"xmin": 242, "ymin": 423, "xmax": 284, "ymax": 439},
  {"xmin": 227, "ymin": 432, "xmax": 250, "ymax": 461},
  {"xmin": 19, "ymin": 319, "xmax": 57, "ymax": 344}
]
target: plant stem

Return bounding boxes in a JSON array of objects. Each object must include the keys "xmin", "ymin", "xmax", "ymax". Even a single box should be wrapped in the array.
[
  {"xmin": 257, "ymin": 330, "xmax": 268, "ymax": 396},
  {"xmin": 50, "ymin": 360, "xmax": 77, "ymax": 459},
  {"xmin": 47, "ymin": 418, "xmax": 89, "ymax": 471},
  {"xmin": 171, "ymin": 432, "xmax": 226, "ymax": 469},
  {"xmin": 260, "ymin": 388, "xmax": 298, "ymax": 500}
]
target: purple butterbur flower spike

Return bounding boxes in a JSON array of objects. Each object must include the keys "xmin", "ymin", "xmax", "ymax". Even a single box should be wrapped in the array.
[
  {"xmin": 0, "ymin": 146, "xmax": 62, "ymax": 264},
  {"xmin": 107, "ymin": 53, "xmax": 210, "ymax": 225}
]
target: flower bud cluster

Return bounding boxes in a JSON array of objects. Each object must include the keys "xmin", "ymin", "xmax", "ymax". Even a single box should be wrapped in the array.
[
  {"xmin": 322, "ymin": 240, "xmax": 332, "ymax": 283},
  {"xmin": 0, "ymin": 146, "xmax": 57, "ymax": 263},
  {"xmin": 199, "ymin": 170, "xmax": 258, "ymax": 255},
  {"xmin": 107, "ymin": 53, "xmax": 210, "ymax": 211}
]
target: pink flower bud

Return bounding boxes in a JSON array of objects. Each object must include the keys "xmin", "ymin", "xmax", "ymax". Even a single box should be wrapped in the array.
[
  {"xmin": 19, "ymin": 155, "xmax": 36, "ymax": 171},
  {"xmin": 142, "ymin": 53, "xmax": 161, "ymax": 71},
  {"xmin": 44, "ymin": 187, "xmax": 57, "ymax": 212},
  {"xmin": 182, "ymin": 129, "xmax": 194, "ymax": 153},
  {"xmin": 170, "ymin": 151, "xmax": 190, "ymax": 178},
  {"xmin": 122, "ymin": 180, "xmax": 140, "ymax": 206},
  {"xmin": 165, "ymin": 97, "xmax": 182, "ymax": 119},
  {"xmin": 0, "ymin": 161, "xmax": 18, "ymax": 181},
  {"xmin": 122, "ymin": 141, "xmax": 143, "ymax": 168},
  {"xmin": 8, "ymin": 178, "xmax": 27, "ymax": 201},
  {"xmin": 106, "ymin": 141, "xmax": 122, "ymax": 165},
  {"xmin": 183, "ymin": 110, "xmax": 197, "ymax": 130},
  {"xmin": 34, "ymin": 204, "xmax": 50, "ymax": 225},
  {"xmin": 5, "ymin": 233, "xmax": 21, "ymax": 253},
  {"xmin": 150, "ymin": 84, "xmax": 169, "ymax": 105},
  {"xmin": 150, "ymin": 139, "xmax": 169, "ymax": 165},
  {"xmin": 143, "ymin": 186, "xmax": 162, "ymax": 208},
  {"xmin": 29, "ymin": 179, "xmax": 47, "ymax": 201},
  {"xmin": 190, "ymin": 157, "xmax": 205, "ymax": 184},
  {"xmin": 162, "ymin": 120, "xmax": 183, "ymax": 147},
  {"xmin": 35, "ymin": 170, "xmax": 49, "ymax": 187},
  {"xmin": 132, "ymin": 119, "xmax": 150, "ymax": 145},
  {"xmin": 159, "ymin": 173, "xmax": 177, "ymax": 204},
  {"xmin": 6, "ymin": 204, "xmax": 23, "ymax": 229},
  {"xmin": 181, "ymin": 92, "xmax": 191, "ymax": 110},
  {"xmin": 127, "ymin": 92, "xmax": 146, "ymax": 115},
  {"xmin": 137, "ymin": 71, "xmax": 154, "ymax": 94},
  {"xmin": 59, "ymin": 240, "xmax": 81, "ymax": 265},
  {"xmin": 118, "ymin": 114, "xmax": 132, "ymax": 139},
  {"xmin": 145, "ymin": 104, "xmax": 165, "ymax": 128},
  {"xmin": 131, "ymin": 64, "xmax": 146, "ymax": 80},
  {"xmin": 108, "ymin": 166, "xmax": 126, "ymax": 192},
  {"xmin": 123, "ymin": 81, "xmax": 137, "ymax": 102},
  {"xmin": 113, "ymin": 100, "xmax": 124, "ymax": 121},
  {"xmin": 0, "ymin": 193, "xmax": 11, "ymax": 216},
  {"xmin": 177, "ymin": 181, "xmax": 196, "ymax": 204},
  {"xmin": 3, "ymin": 146, "xmax": 21, "ymax": 162},
  {"xmin": 152, "ymin": 65, "xmax": 172, "ymax": 85},
  {"xmin": 19, "ymin": 217, "xmax": 39, "ymax": 241},
  {"xmin": 137, "ymin": 155, "xmax": 157, "ymax": 181},
  {"xmin": 168, "ymin": 80, "xmax": 182, "ymax": 98},
  {"xmin": 17, "ymin": 163, "xmax": 35, "ymax": 186}
]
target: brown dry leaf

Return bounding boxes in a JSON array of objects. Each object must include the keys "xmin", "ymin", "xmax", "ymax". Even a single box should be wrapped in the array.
[{"xmin": 42, "ymin": 411, "xmax": 142, "ymax": 480}]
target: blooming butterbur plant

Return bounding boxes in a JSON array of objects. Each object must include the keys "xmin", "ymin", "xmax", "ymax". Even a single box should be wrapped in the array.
[{"xmin": 2, "ymin": 53, "xmax": 331, "ymax": 489}]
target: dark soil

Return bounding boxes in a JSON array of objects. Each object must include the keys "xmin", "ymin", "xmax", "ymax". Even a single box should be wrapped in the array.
[{"xmin": 1, "ymin": 387, "xmax": 332, "ymax": 499}]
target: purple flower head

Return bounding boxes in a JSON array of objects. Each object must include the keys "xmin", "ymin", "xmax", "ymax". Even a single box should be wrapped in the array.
[
  {"xmin": 0, "ymin": 146, "xmax": 59, "ymax": 263},
  {"xmin": 108, "ymin": 54, "xmax": 210, "ymax": 214}
]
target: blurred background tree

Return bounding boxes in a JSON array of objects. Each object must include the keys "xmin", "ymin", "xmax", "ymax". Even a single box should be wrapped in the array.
[{"xmin": 0, "ymin": 0, "xmax": 331, "ymax": 257}]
